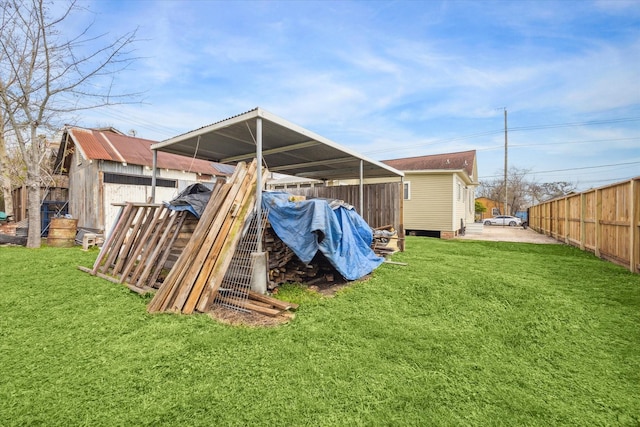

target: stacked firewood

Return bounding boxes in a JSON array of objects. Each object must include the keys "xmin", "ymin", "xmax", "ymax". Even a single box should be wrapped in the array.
[
  {"xmin": 372, "ymin": 224, "xmax": 399, "ymax": 256},
  {"xmin": 262, "ymin": 223, "xmax": 342, "ymax": 288},
  {"xmin": 148, "ymin": 159, "xmax": 265, "ymax": 314}
]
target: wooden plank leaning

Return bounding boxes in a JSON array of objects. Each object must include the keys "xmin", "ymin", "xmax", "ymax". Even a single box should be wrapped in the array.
[
  {"xmin": 112, "ymin": 206, "xmax": 149, "ymax": 277},
  {"xmin": 147, "ymin": 210, "xmax": 189, "ymax": 289},
  {"xmin": 99, "ymin": 203, "xmax": 139, "ymax": 275},
  {"xmin": 134, "ymin": 209, "xmax": 181, "ymax": 289},
  {"xmin": 92, "ymin": 202, "xmax": 134, "ymax": 275},
  {"xmin": 154, "ymin": 180, "xmax": 235, "ymax": 312},
  {"xmin": 194, "ymin": 163, "xmax": 263, "ymax": 313},
  {"xmin": 159, "ymin": 176, "xmax": 239, "ymax": 308},
  {"xmin": 120, "ymin": 205, "xmax": 165, "ymax": 284},
  {"xmin": 180, "ymin": 165, "xmax": 256, "ymax": 313},
  {"xmin": 128, "ymin": 207, "xmax": 172, "ymax": 285},
  {"xmin": 172, "ymin": 162, "xmax": 253, "ymax": 313},
  {"xmin": 147, "ymin": 169, "xmax": 240, "ymax": 313}
]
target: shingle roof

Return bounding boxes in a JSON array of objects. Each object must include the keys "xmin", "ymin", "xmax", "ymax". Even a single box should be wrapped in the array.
[
  {"xmin": 382, "ymin": 150, "xmax": 476, "ymax": 177},
  {"xmin": 68, "ymin": 127, "xmax": 230, "ymax": 176}
]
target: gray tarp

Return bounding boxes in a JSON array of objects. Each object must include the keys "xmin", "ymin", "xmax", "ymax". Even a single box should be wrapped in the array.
[{"xmin": 164, "ymin": 183, "xmax": 212, "ymax": 218}]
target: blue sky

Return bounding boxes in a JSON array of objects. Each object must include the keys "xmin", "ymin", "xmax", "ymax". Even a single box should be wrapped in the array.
[{"xmin": 71, "ymin": 0, "xmax": 639, "ymax": 190}]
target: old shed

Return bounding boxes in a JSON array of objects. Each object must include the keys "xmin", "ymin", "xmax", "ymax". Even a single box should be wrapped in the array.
[{"xmin": 53, "ymin": 126, "xmax": 230, "ymax": 234}]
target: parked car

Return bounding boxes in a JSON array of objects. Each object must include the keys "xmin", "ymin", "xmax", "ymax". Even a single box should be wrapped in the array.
[{"xmin": 483, "ymin": 215, "xmax": 522, "ymax": 226}]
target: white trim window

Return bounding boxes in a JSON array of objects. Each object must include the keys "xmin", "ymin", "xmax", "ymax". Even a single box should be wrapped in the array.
[{"xmin": 403, "ymin": 181, "xmax": 411, "ymax": 200}]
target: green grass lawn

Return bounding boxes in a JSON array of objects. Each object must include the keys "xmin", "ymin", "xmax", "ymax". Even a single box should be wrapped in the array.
[{"xmin": 1, "ymin": 237, "xmax": 639, "ymax": 426}]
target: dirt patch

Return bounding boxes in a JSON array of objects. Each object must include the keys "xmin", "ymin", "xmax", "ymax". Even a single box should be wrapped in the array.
[
  {"xmin": 457, "ymin": 225, "xmax": 561, "ymax": 244},
  {"xmin": 208, "ymin": 305, "xmax": 293, "ymax": 327},
  {"xmin": 306, "ymin": 276, "xmax": 357, "ymax": 297},
  {"xmin": 209, "ymin": 278, "xmax": 360, "ymax": 327}
]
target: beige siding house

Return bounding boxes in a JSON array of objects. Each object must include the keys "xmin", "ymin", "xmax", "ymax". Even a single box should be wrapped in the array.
[{"xmin": 383, "ymin": 150, "xmax": 478, "ymax": 239}]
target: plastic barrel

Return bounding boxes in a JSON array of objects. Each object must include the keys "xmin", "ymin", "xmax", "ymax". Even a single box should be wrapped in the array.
[{"xmin": 47, "ymin": 218, "xmax": 78, "ymax": 247}]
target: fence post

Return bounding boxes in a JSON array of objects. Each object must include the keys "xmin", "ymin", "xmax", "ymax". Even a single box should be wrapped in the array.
[
  {"xmin": 564, "ymin": 196, "xmax": 569, "ymax": 244},
  {"xmin": 595, "ymin": 188, "xmax": 601, "ymax": 258},
  {"xmin": 552, "ymin": 199, "xmax": 556, "ymax": 238},
  {"xmin": 630, "ymin": 179, "xmax": 638, "ymax": 273},
  {"xmin": 580, "ymin": 193, "xmax": 586, "ymax": 251}
]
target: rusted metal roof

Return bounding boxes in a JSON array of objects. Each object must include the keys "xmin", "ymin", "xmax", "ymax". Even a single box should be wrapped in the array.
[
  {"xmin": 67, "ymin": 127, "xmax": 230, "ymax": 176},
  {"xmin": 382, "ymin": 150, "xmax": 476, "ymax": 177}
]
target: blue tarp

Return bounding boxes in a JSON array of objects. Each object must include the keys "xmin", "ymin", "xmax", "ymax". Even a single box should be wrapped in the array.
[{"xmin": 262, "ymin": 192, "xmax": 384, "ymax": 281}]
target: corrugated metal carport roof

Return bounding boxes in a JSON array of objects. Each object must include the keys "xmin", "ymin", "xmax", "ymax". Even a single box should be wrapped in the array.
[{"xmin": 151, "ymin": 107, "xmax": 403, "ymax": 181}]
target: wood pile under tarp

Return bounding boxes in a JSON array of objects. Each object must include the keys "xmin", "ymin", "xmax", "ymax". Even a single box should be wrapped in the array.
[
  {"xmin": 372, "ymin": 224, "xmax": 399, "ymax": 257},
  {"xmin": 148, "ymin": 159, "xmax": 266, "ymax": 314},
  {"xmin": 81, "ymin": 158, "xmax": 393, "ymax": 318},
  {"xmin": 263, "ymin": 222, "xmax": 343, "ymax": 288}
]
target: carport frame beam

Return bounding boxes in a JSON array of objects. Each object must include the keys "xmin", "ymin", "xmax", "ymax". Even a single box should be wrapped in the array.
[{"xmin": 256, "ymin": 117, "xmax": 263, "ymax": 253}]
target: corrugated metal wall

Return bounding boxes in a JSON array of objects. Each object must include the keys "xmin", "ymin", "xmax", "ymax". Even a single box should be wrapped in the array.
[{"xmin": 102, "ymin": 184, "xmax": 179, "ymax": 236}]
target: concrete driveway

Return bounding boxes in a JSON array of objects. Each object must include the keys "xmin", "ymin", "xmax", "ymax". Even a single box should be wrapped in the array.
[{"xmin": 457, "ymin": 225, "xmax": 561, "ymax": 244}]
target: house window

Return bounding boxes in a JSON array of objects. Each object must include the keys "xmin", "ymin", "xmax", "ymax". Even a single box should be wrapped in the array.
[
  {"xmin": 457, "ymin": 183, "xmax": 462, "ymax": 201},
  {"xmin": 103, "ymin": 172, "xmax": 176, "ymax": 188},
  {"xmin": 403, "ymin": 182, "xmax": 411, "ymax": 200},
  {"xmin": 492, "ymin": 207, "xmax": 500, "ymax": 216}
]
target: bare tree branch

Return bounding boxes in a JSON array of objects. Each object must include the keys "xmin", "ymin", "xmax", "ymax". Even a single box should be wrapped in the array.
[
  {"xmin": 0, "ymin": 0, "xmax": 140, "ymax": 247},
  {"xmin": 478, "ymin": 166, "xmax": 578, "ymax": 215}
]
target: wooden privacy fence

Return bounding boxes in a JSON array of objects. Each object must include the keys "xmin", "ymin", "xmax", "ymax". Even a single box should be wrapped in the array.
[
  {"xmin": 284, "ymin": 182, "xmax": 405, "ymax": 251},
  {"xmin": 529, "ymin": 177, "xmax": 640, "ymax": 273}
]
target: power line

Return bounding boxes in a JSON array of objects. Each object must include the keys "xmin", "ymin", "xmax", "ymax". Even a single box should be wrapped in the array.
[
  {"xmin": 508, "ymin": 117, "xmax": 640, "ymax": 132},
  {"xmin": 576, "ymin": 175, "xmax": 639, "ymax": 185},
  {"xmin": 48, "ymin": 94, "xmax": 640, "ymax": 151},
  {"xmin": 477, "ymin": 136, "xmax": 640, "ymax": 152},
  {"xmin": 478, "ymin": 160, "xmax": 640, "ymax": 179},
  {"xmin": 365, "ymin": 116, "xmax": 640, "ymax": 157},
  {"xmin": 364, "ymin": 129, "xmax": 504, "ymax": 156},
  {"xmin": 57, "ymin": 95, "xmax": 184, "ymax": 139}
]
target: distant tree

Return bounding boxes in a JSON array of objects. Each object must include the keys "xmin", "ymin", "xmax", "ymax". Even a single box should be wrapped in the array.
[
  {"xmin": 0, "ymin": 0, "xmax": 139, "ymax": 247},
  {"xmin": 529, "ymin": 181, "xmax": 577, "ymax": 204},
  {"xmin": 505, "ymin": 167, "xmax": 531, "ymax": 215},
  {"xmin": 0, "ymin": 116, "xmax": 14, "ymax": 215},
  {"xmin": 477, "ymin": 167, "xmax": 532, "ymax": 214},
  {"xmin": 478, "ymin": 167, "xmax": 576, "ymax": 215},
  {"xmin": 475, "ymin": 200, "xmax": 487, "ymax": 214},
  {"xmin": 0, "ymin": 128, "xmax": 25, "ymax": 215}
]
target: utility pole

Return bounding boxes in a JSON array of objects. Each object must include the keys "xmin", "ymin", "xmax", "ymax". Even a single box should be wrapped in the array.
[{"xmin": 504, "ymin": 108, "xmax": 508, "ymax": 217}]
